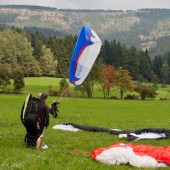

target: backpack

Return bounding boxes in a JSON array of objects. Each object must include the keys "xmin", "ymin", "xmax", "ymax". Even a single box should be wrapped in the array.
[{"xmin": 20, "ymin": 94, "xmax": 44, "ymax": 135}]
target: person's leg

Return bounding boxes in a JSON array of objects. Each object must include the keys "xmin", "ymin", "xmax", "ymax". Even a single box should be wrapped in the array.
[
  {"xmin": 36, "ymin": 125, "xmax": 44, "ymax": 149},
  {"xmin": 36, "ymin": 137, "xmax": 41, "ymax": 149}
]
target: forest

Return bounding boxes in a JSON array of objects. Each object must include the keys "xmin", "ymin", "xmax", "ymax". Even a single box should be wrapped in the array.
[{"xmin": 0, "ymin": 26, "xmax": 170, "ymax": 99}]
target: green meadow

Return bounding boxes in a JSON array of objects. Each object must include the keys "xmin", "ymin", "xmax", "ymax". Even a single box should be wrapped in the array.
[{"xmin": 0, "ymin": 77, "xmax": 170, "ymax": 170}]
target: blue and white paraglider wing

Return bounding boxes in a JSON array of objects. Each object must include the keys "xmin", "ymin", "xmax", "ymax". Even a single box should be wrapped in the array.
[{"xmin": 69, "ymin": 26, "xmax": 102, "ymax": 86}]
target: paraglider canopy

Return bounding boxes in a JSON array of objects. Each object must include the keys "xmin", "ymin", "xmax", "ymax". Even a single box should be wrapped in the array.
[{"xmin": 69, "ymin": 26, "xmax": 102, "ymax": 86}]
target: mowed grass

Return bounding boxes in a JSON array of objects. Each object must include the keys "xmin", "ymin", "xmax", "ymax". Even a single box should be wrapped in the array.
[{"xmin": 0, "ymin": 77, "xmax": 170, "ymax": 170}]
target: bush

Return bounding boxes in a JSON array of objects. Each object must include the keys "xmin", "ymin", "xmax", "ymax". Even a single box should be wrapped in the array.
[
  {"xmin": 48, "ymin": 85, "xmax": 60, "ymax": 96},
  {"xmin": 59, "ymin": 78, "xmax": 69, "ymax": 91},
  {"xmin": 1, "ymin": 87, "xmax": 12, "ymax": 94},
  {"xmin": 161, "ymin": 84, "xmax": 167, "ymax": 88},
  {"xmin": 160, "ymin": 97, "xmax": 170, "ymax": 100},
  {"xmin": 124, "ymin": 94, "xmax": 139, "ymax": 100},
  {"xmin": 134, "ymin": 84, "xmax": 158, "ymax": 100},
  {"xmin": 60, "ymin": 88, "xmax": 71, "ymax": 97},
  {"xmin": 110, "ymin": 96, "xmax": 119, "ymax": 99}
]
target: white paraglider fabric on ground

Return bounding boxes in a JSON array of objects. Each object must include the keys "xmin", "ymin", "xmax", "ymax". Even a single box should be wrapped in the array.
[
  {"xmin": 52, "ymin": 123, "xmax": 168, "ymax": 140},
  {"xmin": 52, "ymin": 124, "xmax": 81, "ymax": 132},
  {"xmin": 119, "ymin": 132, "xmax": 166, "ymax": 140}
]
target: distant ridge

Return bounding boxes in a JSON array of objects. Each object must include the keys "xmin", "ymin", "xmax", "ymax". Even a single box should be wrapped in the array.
[{"xmin": 1, "ymin": 5, "xmax": 170, "ymax": 56}]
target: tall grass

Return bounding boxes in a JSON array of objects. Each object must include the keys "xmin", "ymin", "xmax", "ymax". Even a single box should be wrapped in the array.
[{"xmin": 0, "ymin": 77, "xmax": 170, "ymax": 170}]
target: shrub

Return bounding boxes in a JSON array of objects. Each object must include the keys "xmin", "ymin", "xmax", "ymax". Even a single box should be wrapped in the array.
[
  {"xmin": 48, "ymin": 85, "xmax": 60, "ymax": 96},
  {"xmin": 59, "ymin": 78, "xmax": 69, "ymax": 91},
  {"xmin": 124, "ymin": 94, "xmax": 139, "ymax": 100},
  {"xmin": 60, "ymin": 87, "xmax": 71, "ymax": 97},
  {"xmin": 110, "ymin": 96, "xmax": 119, "ymax": 99},
  {"xmin": 161, "ymin": 84, "xmax": 167, "ymax": 88},
  {"xmin": 134, "ymin": 84, "xmax": 158, "ymax": 100}
]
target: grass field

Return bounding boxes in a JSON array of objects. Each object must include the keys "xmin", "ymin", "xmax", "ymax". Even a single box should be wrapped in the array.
[{"xmin": 0, "ymin": 77, "xmax": 170, "ymax": 170}]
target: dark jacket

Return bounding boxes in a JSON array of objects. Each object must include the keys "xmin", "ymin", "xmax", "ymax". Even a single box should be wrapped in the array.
[{"xmin": 42, "ymin": 102, "xmax": 49, "ymax": 127}]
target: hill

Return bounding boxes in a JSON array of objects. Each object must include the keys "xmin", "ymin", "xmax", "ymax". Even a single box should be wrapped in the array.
[{"xmin": 1, "ymin": 5, "xmax": 170, "ymax": 56}]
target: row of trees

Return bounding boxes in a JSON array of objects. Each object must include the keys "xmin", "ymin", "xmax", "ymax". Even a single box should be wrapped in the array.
[
  {"xmin": 48, "ymin": 64, "xmax": 157, "ymax": 100},
  {"xmin": 71, "ymin": 64, "xmax": 157, "ymax": 100}
]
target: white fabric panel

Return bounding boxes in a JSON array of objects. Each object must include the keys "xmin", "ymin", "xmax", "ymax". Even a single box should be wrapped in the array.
[
  {"xmin": 130, "ymin": 132, "xmax": 166, "ymax": 140},
  {"xmin": 96, "ymin": 146, "xmax": 167, "ymax": 168},
  {"xmin": 52, "ymin": 124, "xmax": 80, "ymax": 132}
]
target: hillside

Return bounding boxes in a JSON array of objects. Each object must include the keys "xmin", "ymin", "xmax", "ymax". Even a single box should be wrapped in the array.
[{"xmin": 1, "ymin": 5, "xmax": 170, "ymax": 56}]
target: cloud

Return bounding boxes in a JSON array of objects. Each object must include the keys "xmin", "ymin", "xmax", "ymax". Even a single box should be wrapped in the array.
[{"xmin": 0, "ymin": 0, "xmax": 57, "ymax": 7}]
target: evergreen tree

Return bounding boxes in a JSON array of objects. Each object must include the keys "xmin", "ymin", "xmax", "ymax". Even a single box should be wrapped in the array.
[
  {"xmin": 116, "ymin": 41, "xmax": 124, "ymax": 67},
  {"xmin": 139, "ymin": 50, "xmax": 153, "ymax": 82},
  {"xmin": 161, "ymin": 63, "xmax": 170, "ymax": 84},
  {"xmin": 102, "ymin": 40, "xmax": 112, "ymax": 65},
  {"xmin": 33, "ymin": 40, "xmax": 43, "ymax": 60},
  {"xmin": 110, "ymin": 40, "xmax": 124, "ymax": 68},
  {"xmin": 63, "ymin": 34, "xmax": 75, "ymax": 58},
  {"xmin": 124, "ymin": 46, "xmax": 140, "ymax": 80},
  {"xmin": 32, "ymin": 31, "xmax": 47, "ymax": 60},
  {"xmin": 47, "ymin": 36, "xmax": 70, "ymax": 77},
  {"xmin": 47, "ymin": 36, "xmax": 58, "ymax": 60},
  {"xmin": 152, "ymin": 56, "xmax": 163, "ymax": 80},
  {"xmin": 166, "ymin": 53, "xmax": 170, "ymax": 68}
]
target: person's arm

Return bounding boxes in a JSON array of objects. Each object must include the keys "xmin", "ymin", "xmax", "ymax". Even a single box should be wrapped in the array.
[{"xmin": 44, "ymin": 104, "xmax": 49, "ymax": 127}]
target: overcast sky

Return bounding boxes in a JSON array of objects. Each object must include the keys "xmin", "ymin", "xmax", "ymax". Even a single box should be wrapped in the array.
[{"xmin": 1, "ymin": 0, "xmax": 170, "ymax": 10}]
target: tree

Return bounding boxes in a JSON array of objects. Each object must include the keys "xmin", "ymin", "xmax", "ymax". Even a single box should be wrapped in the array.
[
  {"xmin": 63, "ymin": 34, "xmax": 75, "ymax": 59},
  {"xmin": 38, "ymin": 45, "xmax": 57, "ymax": 76},
  {"xmin": 59, "ymin": 78, "xmax": 70, "ymax": 97},
  {"xmin": 139, "ymin": 50, "xmax": 153, "ymax": 82},
  {"xmin": 0, "ymin": 64, "xmax": 11, "ymax": 91},
  {"xmin": 59, "ymin": 78, "xmax": 69, "ymax": 92},
  {"xmin": 99, "ymin": 64, "xmax": 116, "ymax": 98},
  {"xmin": 152, "ymin": 56, "xmax": 163, "ymax": 81},
  {"xmin": 33, "ymin": 40, "xmax": 43, "ymax": 60},
  {"xmin": 32, "ymin": 31, "xmax": 47, "ymax": 60},
  {"xmin": 0, "ymin": 29, "xmax": 41, "ymax": 76},
  {"xmin": 167, "ymin": 54, "xmax": 170, "ymax": 69},
  {"xmin": 12, "ymin": 65, "xmax": 25, "ymax": 92},
  {"xmin": 160, "ymin": 63, "xmax": 170, "ymax": 84},
  {"xmin": 110, "ymin": 40, "xmax": 124, "ymax": 67},
  {"xmin": 101, "ymin": 40, "xmax": 112, "ymax": 65},
  {"xmin": 152, "ymin": 74, "xmax": 159, "ymax": 90},
  {"xmin": 47, "ymin": 36, "xmax": 70, "ymax": 77},
  {"xmin": 114, "ymin": 68, "xmax": 133, "ymax": 99},
  {"xmin": 80, "ymin": 64, "xmax": 99, "ymax": 98},
  {"xmin": 124, "ymin": 46, "xmax": 140, "ymax": 80}
]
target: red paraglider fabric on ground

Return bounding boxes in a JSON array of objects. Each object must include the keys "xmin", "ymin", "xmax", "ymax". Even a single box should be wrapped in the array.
[{"xmin": 92, "ymin": 142, "xmax": 170, "ymax": 168}]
